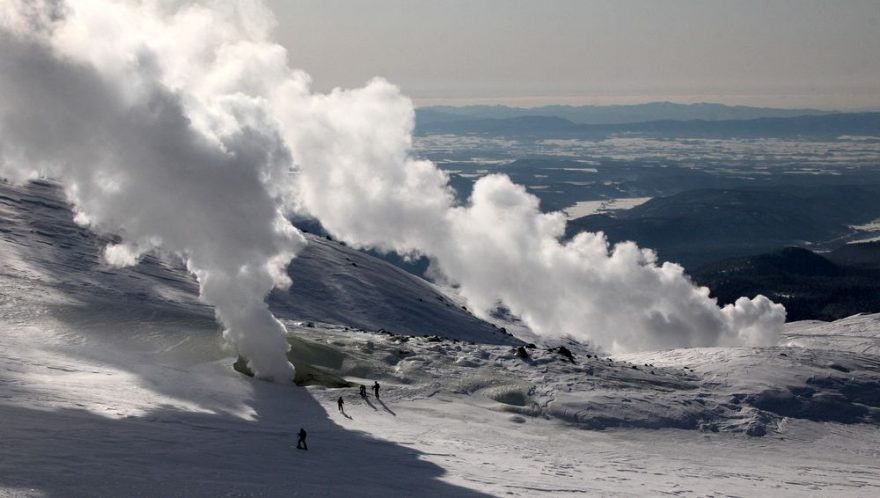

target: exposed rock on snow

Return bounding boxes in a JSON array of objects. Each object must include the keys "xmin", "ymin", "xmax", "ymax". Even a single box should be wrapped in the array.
[{"xmin": 287, "ymin": 322, "xmax": 880, "ymax": 437}]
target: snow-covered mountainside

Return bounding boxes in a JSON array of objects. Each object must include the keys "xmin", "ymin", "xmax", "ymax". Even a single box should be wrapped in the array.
[
  {"xmin": 270, "ymin": 235, "xmax": 516, "ymax": 344},
  {"xmin": 2, "ymin": 179, "xmax": 880, "ymax": 496},
  {"xmin": 0, "ymin": 179, "xmax": 515, "ymax": 345}
]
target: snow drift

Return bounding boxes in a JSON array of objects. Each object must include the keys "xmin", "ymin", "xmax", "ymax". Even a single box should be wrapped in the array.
[{"xmin": 0, "ymin": 0, "xmax": 784, "ymax": 381}]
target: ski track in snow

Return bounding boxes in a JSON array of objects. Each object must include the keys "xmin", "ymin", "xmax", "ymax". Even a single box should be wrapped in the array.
[{"xmin": 1, "ymin": 179, "xmax": 880, "ymax": 496}]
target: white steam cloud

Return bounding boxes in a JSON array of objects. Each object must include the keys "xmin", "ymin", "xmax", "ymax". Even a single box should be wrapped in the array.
[
  {"xmin": 0, "ymin": 0, "xmax": 785, "ymax": 381},
  {"xmin": 0, "ymin": 0, "xmax": 303, "ymax": 382}
]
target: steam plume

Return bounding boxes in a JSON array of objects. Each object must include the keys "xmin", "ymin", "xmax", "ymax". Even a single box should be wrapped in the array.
[
  {"xmin": 0, "ymin": 0, "xmax": 303, "ymax": 381},
  {"xmin": 275, "ymin": 80, "xmax": 785, "ymax": 351},
  {"xmin": 0, "ymin": 0, "xmax": 785, "ymax": 382}
]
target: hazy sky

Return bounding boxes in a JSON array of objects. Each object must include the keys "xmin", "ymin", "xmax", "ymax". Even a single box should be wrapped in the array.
[{"xmin": 266, "ymin": 0, "xmax": 880, "ymax": 109}]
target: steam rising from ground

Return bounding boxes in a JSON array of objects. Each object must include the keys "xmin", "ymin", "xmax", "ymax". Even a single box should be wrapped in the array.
[
  {"xmin": 0, "ymin": 0, "xmax": 303, "ymax": 382},
  {"xmin": 0, "ymin": 0, "xmax": 785, "ymax": 381}
]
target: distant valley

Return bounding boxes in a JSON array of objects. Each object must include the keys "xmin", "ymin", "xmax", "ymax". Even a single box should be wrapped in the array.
[
  {"xmin": 405, "ymin": 103, "xmax": 880, "ymax": 320},
  {"xmin": 693, "ymin": 244, "xmax": 880, "ymax": 322}
]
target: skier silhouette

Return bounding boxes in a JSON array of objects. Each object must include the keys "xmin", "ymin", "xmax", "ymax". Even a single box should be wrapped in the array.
[
  {"xmin": 337, "ymin": 396, "xmax": 345, "ymax": 413},
  {"xmin": 296, "ymin": 428, "xmax": 307, "ymax": 450},
  {"xmin": 359, "ymin": 384, "xmax": 367, "ymax": 398},
  {"xmin": 373, "ymin": 381, "xmax": 380, "ymax": 399}
]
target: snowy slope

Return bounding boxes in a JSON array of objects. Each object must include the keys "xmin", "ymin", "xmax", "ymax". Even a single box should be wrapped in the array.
[
  {"xmin": 293, "ymin": 321, "xmax": 880, "ymax": 435},
  {"xmin": 0, "ymin": 179, "xmax": 515, "ymax": 345},
  {"xmin": 2, "ymin": 295, "xmax": 880, "ymax": 496},
  {"xmin": 784, "ymin": 313, "xmax": 880, "ymax": 355},
  {"xmin": 0, "ymin": 294, "xmax": 487, "ymax": 497},
  {"xmin": 2, "ymin": 178, "xmax": 880, "ymax": 496},
  {"xmin": 270, "ymin": 234, "xmax": 516, "ymax": 344}
]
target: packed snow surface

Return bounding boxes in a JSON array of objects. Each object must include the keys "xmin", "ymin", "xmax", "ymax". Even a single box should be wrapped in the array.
[{"xmin": 1, "ymin": 179, "xmax": 880, "ymax": 496}]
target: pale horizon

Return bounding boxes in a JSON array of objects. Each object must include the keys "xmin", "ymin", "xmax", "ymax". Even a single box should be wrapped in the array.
[
  {"xmin": 267, "ymin": 0, "xmax": 880, "ymax": 111},
  {"xmin": 410, "ymin": 94, "xmax": 880, "ymax": 111}
]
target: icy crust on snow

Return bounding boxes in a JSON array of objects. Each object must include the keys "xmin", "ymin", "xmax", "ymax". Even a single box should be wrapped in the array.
[
  {"xmin": 292, "ymin": 322, "xmax": 880, "ymax": 437},
  {"xmin": 0, "ymin": 179, "xmax": 514, "ymax": 345}
]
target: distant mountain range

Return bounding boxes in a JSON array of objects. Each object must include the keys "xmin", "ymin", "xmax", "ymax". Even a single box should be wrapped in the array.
[
  {"xmin": 692, "ymin": 245, "xmax": 880, "ymax": 322},
  {"xmin": 567, "ymin": 184, "xmax": 880, "ymax": 269},
  {"xmin": 415, "ymin": 111, "xmax": 880, "ymax": 139},
  {"xmin": 417, "ymin": 102, "xmax": 836, "ymax": 126}
]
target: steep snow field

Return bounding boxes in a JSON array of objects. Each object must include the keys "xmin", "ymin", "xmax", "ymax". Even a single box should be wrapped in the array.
[
  {"xmin": 2, "ymin": 179, "xmax": 880, "ymax": 496},
  {"xmin": 0, "ymin": 180, "xmax": 515, "ymax": 345}
]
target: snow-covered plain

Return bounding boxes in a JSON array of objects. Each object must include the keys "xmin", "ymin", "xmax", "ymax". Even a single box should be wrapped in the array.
[
  {"xmin": 563, "ymin": 197, "xmax": 653, "ymax": 220},
  {"xmin": 2, "ymin": 180, "xmax": 880, "ymax": 497}
]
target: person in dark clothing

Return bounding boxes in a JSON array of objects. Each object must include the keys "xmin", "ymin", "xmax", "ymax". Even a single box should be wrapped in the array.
[
  {"xmin": 359, "ymin": 384, "xmax": 367, "ymax": 398},
  {"xmin": 296, "ymin": 428, "xmax": 307, "ymax": 450},
  {"xmin": 337, "ymin": 396, "xmax": 345, "ymax": 412},
  {"xmin": 373, "ymin": 381, "xmax": 380, "ymax": 399}
]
